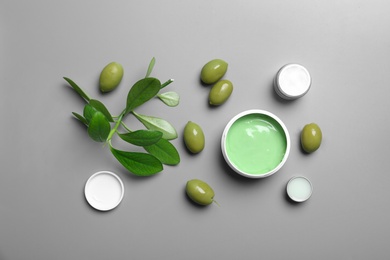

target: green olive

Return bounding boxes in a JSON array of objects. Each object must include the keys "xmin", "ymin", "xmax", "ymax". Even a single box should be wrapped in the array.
[
  {"xmin": 200, "ymin": 59, "xmax": 228, "ymax": 84},
  {"xmin": 186, "ymin": 179, "xmax": 215, "ymax": 206},
  {"xmin": 99, "ymin": 62, "xmax": 124, "ymax": 93},
  {"xmin": 209, "ymin": 80, "xmax": 233, "ymax": 105},
  {"xmin": 184, "ymin": 121, "xmax": 205, "ymax": 154},
  {"xmin": 301, "ymin": 123, "xmax": 322, "ymax": 153}
]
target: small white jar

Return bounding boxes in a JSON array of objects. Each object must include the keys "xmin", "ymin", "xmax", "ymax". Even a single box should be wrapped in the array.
[
  {"xmin": 274, "ymin": 64, "xmax": 311, "ymax": 100},
  {"xmin": 286, "ymin": 176, "xmax": 313, "ymax": 202}
]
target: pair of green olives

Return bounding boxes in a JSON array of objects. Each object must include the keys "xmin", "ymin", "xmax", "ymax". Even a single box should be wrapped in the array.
[
  {"xmin": 186, "ymin": 179, "xmax": 217, "ymax": 206},
  {"xmin": 99, "ymin": 62, "xmax": 124, "ymax": 93},
  {"xmin": 200, "ymin": 59, "xmax": 233, "ymax": 106},
  {"xmin": 301, "ymin": 123, "xmax": 322, "ymax": 153},
  {"xmin": 183, "ymin": 121, "xmax": 205, "ymax": 154}
]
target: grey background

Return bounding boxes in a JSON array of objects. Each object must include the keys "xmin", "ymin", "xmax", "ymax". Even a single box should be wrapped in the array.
[{"xmin": 1, "ymin": 0, "xmax": 389, "ymax": 259}]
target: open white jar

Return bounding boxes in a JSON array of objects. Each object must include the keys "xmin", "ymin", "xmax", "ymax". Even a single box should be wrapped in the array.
[
  {"xmin": 221, "ymin": 109, "xmax": 290, "ymax": 178},
  {"xmin": 286, "ymin": 176, "xmax": 313, "ymax": 202},
  {"xmin": 274, "ymin": 64, "xmax": 311, "ymax": 100}
]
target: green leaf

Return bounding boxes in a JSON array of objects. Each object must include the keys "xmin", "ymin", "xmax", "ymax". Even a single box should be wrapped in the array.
[
  {"xmin": 72, "ymin": 112, "xmax": 88, "ymax": 125},
  {"xmin": 110, "ymin": 145, "xmax": 163, "ymax": 176},
  {"xmin": 144, "ymin": 138, "xmax": 180, "ymax": 165},
  {"xmin": 133, "ymin": 111, "xmax": 178, "ymax": 140},
  {"xmin": 157, "ymin": 91, "xmax": 180, "ymax": 107},
  {"xmin": 87, "ymin": 111, "xmax": 111, "ymax": 142},
  {"xmin": 125, "ymin": 77, "xmax": 161, "ymax": 114},
  {"xmin": 89, "ymin": 99, "xmax": 114, "ymax": 122},
  {"xmin": 63, "ymin": 77, "xmax": 91, "ymax": 102},
  {"xmin": 83, "ymin": 104, "xmax": 97, "ymax": 123},
  {"xmin": 118, "ymin": 130, "xmax": 162, "ymax": 146},
  {"xmin": 145, "ymin": 57, "xmax": 156, "ymax": 78}
]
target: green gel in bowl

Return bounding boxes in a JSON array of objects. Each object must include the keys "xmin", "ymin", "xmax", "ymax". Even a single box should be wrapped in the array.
[{"xmin": 221, "ymin": 110, "xmax": 290, "ymax": 178}]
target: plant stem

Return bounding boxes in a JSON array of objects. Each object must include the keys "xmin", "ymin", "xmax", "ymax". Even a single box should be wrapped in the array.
[
  {"xmin": 107, "ymin": 108, "xmax": 126, "ymax": 142},
  {"xmin": 160, "ymin": 79, "xmax": 174, "ymax": 89},
  {"xmin": 120, "ymin": 121, "xmax": 133, "ymax": 132}
]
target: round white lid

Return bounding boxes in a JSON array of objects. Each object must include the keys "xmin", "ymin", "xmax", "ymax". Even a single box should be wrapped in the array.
[
  {"xmin": 286, "ymin": 176, "xmax": 313, "ymax": 202},
  {"xmin": 276, "ymin": 64, "xmax": 311, "ymax": 99},
  {"xmin": 84, "ymin": 171, "xmax": 124, "ymax": 211}
]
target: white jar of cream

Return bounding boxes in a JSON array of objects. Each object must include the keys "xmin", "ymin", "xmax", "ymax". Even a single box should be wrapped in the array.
[{"xmin": 274, "ymin": 64, "xmax": 311, "ymax": 100}]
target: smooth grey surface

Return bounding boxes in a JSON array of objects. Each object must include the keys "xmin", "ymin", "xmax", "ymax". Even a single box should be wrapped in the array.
[{"xmin": 1, "ymin": 0, "xmax": 390, "ymax": 259}]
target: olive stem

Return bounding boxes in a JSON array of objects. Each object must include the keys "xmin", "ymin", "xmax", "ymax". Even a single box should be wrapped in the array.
[
  {"xmin": 120, "ymin": 121, "xmax": 133, "ymax": 132},
  {"xmin": 160, "ymin": 79, "xmax": 174, "ymax": 89},
  {"xmin": 107, "ymin": 108, "xmax": 126, "ymax": 142},
  {"xmin": 212, "ymin": 200, "xmax": 221, "ymax": 207}
]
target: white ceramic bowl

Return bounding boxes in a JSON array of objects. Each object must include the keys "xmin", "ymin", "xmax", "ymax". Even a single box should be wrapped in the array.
[{"xmin": 221, "ymin": 109, "xmax": 290, "ymax": 178}]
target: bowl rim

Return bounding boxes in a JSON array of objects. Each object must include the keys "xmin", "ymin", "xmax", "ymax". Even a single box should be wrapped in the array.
[{"xmin": 221, "ymin": 109, "xmax": 291, "ymax": 178}]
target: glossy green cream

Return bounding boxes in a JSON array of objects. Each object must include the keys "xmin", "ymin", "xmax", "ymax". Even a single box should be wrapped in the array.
[{"xmin": 225, "ymin": 114, "xmax": 287, "ymax": 175}]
